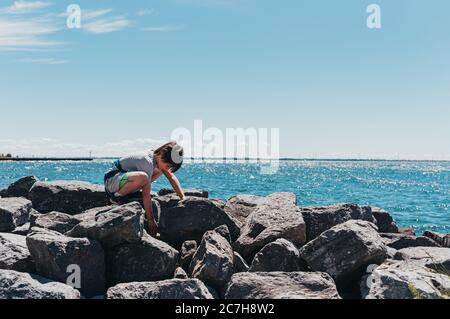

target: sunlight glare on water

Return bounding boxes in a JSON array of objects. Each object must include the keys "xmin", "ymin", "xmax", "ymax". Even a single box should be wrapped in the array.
[{"xmin": 0, "ymin": 159, "xmax": 449, "ymax": 234}]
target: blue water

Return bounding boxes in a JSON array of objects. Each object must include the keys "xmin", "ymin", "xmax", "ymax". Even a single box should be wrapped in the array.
[{"xmin": 0, "ymin": 160, "xmax": 449, "ymax": 234}]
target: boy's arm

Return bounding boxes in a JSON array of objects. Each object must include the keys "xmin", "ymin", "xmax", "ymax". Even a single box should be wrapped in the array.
[{"xmin": 163, "ymin": 170, "xmax": 185, "ymax": 200}]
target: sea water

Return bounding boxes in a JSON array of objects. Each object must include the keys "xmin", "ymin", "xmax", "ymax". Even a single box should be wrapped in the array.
[{"xmin": 0, "ymin": 159, "xmax": 449, "ymax": 234}]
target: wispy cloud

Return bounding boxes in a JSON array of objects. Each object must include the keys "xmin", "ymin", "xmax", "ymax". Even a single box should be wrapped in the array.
[
  {"xmin": 137, "ymin": 8, "xmax": 158, "ymax": 17},
  {"xmin": 143, "ymin": 24, "xmax": 184, "ymax": 32},
  {"xmin": 1, "ymin": 0, "xmax": 50, "ymax": 14},
  {"xmin": 17, "ymin": 57, "xmax": 67, "ymax": 64},
  {"xmin": 84, "ymin": 16, "xmax": 130, "ymax": 34},
  {"xmin": 61, "ymin": 8, "xmax": 132, "ymax": 34},
  {"xmin": 0, "ymin": 138, "xmax": 168, "ymax": 157},
  {"xmin": 0, "ymin": 16, "xmax": 62, "ymax": 51},
  {"xmin": 177, "ymin": 0, "xmax": 240, "ymax": 8}
]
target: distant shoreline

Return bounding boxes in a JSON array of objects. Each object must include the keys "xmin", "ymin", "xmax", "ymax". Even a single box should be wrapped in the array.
[
  {"xmin": 0, "ymin": 157, "xmax": 448, "ymax": 163},
  {"xmin": 0, "ymin": 157, "xmax": 94, "ymax": 161}
]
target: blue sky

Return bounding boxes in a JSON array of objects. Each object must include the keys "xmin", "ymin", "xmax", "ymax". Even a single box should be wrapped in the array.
[{"xmin": 0, "ymin": 0, "xmax": 449, "ymax": 159}]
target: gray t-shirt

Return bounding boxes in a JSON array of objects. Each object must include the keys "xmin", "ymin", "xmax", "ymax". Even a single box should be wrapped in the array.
[{"xmin": 118, "ymin": 150, "xmax": 154, "ymax": 182}]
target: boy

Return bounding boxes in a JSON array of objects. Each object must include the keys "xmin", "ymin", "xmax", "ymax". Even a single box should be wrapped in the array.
[{"xmin": 104, "ymin": 141, "xmax": 185, "ymax": 236}]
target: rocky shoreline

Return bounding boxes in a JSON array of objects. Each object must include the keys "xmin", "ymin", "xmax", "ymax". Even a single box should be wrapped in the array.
[{"xmin": 0, "ymin": 176, "xmax": 449, "ymax": 299}]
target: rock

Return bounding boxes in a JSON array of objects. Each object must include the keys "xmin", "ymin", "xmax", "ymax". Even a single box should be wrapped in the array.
[
  {"xmin": 224, "ymin": 195, "xmax": 266, "ymax": 228},
  {"xmin": 361, "ymin": 260, "xmax": 450, "ymax": 299},
  {"xmin": 26, "ymin": 227, "xmax": 105, "ymax": 297},
  {"xmin": 31, "ymin": 211, "xmax": 81, "ymax": 234},
  {"xmin": 301, "ymin": 204, "xmax": 377, "ymax": 242},
  {"xmin": 157, "ymin": 188, "xmax": 208, "ymax": 198},
  {"xmin": 380, "ymin": 233, "xmax": 440, "ymax": 250},
  {"xmin": 12, "ymin": 222, "xmax": 30, "ymax": 236},
  {"xmin": 179, "ymin": 240, "xmax": 197, "ymax": 270},
  {"xmin": 371, "ymin": 207, "xmax": 399, "ymax": 233},
  {"xmin": 0, "ymin": 232, "xmax": 27, "ymax": 248},
  {"xmin": 249, "ymin": 239, "xmax": 305, "ymax": 272},
  {"xmin": 394, "ymin": 247, "xmax": 450, "ymax": 272},
  {"xmin": 74, "ymin": 205, "xmax": 117, "ymax": 222},
  {"xmin": 386, "ymin": 247, "xmax": 398, "ymax": 259},
  {"xmin": 159, "ymin": 197, "xmax": 240, "ymax": 247},
  {"xmin": 234, "ymin": 193, "xmax": 306, "ymax": 261},
  {"xmin": 66, "ymin": 202, "xmax": 144, "ymax": 248},
  {"xmin": 174, "ymin": 267, "xmax": 188, "ymax": 279},
  {"xmin": 29, "ymin": 181, "xmax": 109, "ymax": 214},
  {"xmin": 399, "ymin": 228, "xmax": 416, "ymax": 236},
  {"xmin": 299, "ymin": 220, "xmax": 388, "ymax": 282},
  {"xmin": 0, "ymin": 269, "xmax": 80, "ymax": 299},
  {"xmin": 0, "ymin": 197, "xmax": 32, "ymax": 232},
  {"xmin": 154, "ymin": 194, "xmax": 182, "ymax": 211},
  {"xmin": 423, "ymin": 231, "xmax": 450, "ymax": 248},
  {"xmin": 0, "ymin": 233, "xmax": 34, "ymax": 272},
  {"xmin": 0, "ymin": 176, "xmax": 38, "ymax": 198},
  {"xmin": 233, "ymin": 252, "xmax": 249, "ymax": 273},
  {"xmin": 224, "ymin": 272, "xmax": 340, "ymax": 299},
  {"xmin": 107, "ymin": 279, "xmax": 214, "ymax": 299},
  {"xmin": 189, "ymin": 230, "xmax": 235, "ymax": 288},
  {"xmin": 214, "ymin": 224, "xmax": 231, "ymax": 244},
  {"xmin": 106, "ymin": 233, "xmax": 179, "ymax": 286}
]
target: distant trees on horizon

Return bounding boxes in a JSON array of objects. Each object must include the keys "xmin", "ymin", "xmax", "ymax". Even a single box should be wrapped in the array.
[{"xmin": 0, "ymin": 153, "xmax": 12, "ymax": 158}]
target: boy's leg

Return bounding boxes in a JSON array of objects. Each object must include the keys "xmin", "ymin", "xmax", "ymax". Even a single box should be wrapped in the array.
[
  {"xmin": 116, "ymin": 172, "xmax": 157, "ymax": 236},
  {"xmin": 117, "ymin": 172, "xmax": 148, "ymax": 196}
]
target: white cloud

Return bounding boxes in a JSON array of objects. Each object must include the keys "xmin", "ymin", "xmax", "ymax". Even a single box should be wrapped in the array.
[
  {"xmin": 17, "ymin": 57, "xmax": 67, "ymax": 64},
  {"xmin": 137, "ymin": 8, "xmax": 158, "ymax": 17},
  {"xmin": 0, "ymin": 138, "xmax": 168, "ymax": 157},
  {"xmin": 177, "ymin": 0, "xmax": 240, "ymax": 8},
  {"xmin": 57, "ymin": 8, "xmax": 130, "ymax": 34},
  {"xmin": 1, "ymin": 1, "xmax": 50, "ymax": 14},
  {"xmin": 83, "ymin": 16, "xmax": 130, "ymax": 33},
  {"xmin": 143, "ymin": 24, "xmax": 184, "ymax": 32},
  {"xmin": 0, "ymin": 16, "xmax": 62, "ymax": 51}
]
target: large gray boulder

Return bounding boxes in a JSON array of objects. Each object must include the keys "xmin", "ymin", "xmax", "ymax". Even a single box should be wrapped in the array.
[
  {"xmin": 179, "ymin": 240, "xmax": 197, "ymax": 270},
  {"xmin": 0, "ymin": 197, "xmax": 32, "ymax": 232},
  {"xmin": 74, "ymin": 205, "xmax": 117, "ymax": 222},
  {"xmin": 30, "ymin": 211, "xmax": 81, "ymax": 234},
  {"xmin": 106, "ymin": 233, "xmax": 179, "ymax": 286},
  {"xmin": 233, "ymin": 252, "xmax": 249, "ymax": 273},
  {"xmin": 0, "ymin": 232, "xmax": 27, "ymax": 248},
  {"xmin": 0, "ymin": 176, "xmax": 38, "ymax": 198},
  {"xmin": 301, "ymin": 204, "xmax": 377, "ymax": 242},
  {"xmin": 159, "ymin": 197, "xmax": 240, "ymax": 247},
  {"xmin": 154, "ymin": 194, "xmax": 182, "ymax": 212},
  {"xmin": 299, "ymin": 220, "xmax": 388, "ymax": 282},
  {"xmin": 361, "ymin": 260, "xmax": 450, "ymax": 299},
  {"xmin": 107, "ymin": 279, "xmax": 214, "ymax": 299},
  {"xmin": 174, "ymin": 267, "xmax": 188, "ymax": 279},
  {"xmin": 0, "ymin": 233, "xmax": 34, "ymax": 273},
  {"xmin": 423, "ymin": 231, "xmax": 450, "ymax": 248},
  {"xmin": 224, "ymin": 272, "xmax": 340, "ymax": 299},
  {"xmin": 249, "ymin": 239, "xmax": 305, "ymax": 272},
  {"xmin": 371, "ymin": 207, "xmax": 399, "ymax": 233},
  {"xmin": 66, "ymin": 202, "xmax": 144, "ymax": 248},
  {"xmin": 189, "ymin": 230, "xmax": 235, "ymax": 288},
  {"xmin": 12, "ymin": 223, "xmax": 30, "ymax": 236},
  {"xmin": 0, "ymin": 269, "xmax": 80, "ymax": 299},
  {"xmin": 157, "ymin": 188, "xmax": 208, "ymax": 198},
  {"xmin": 29, "ymin": 181, "xmax": 109, "ymax": 214},
  {"xmin": 380, "ymin": 233, "xmax": 440, "ymax": 250},
  {"xmin": 234, "ymin": 193, "xmax": 306, "ymax": 261},
  {"xmin": 26, "ymin": 227, "xmax": 105, "ymax": 297},
  {"xmin": 224, "ymin": 195, "xmax": 266, "ymax": 228},
  {"xmin": 394, "ymin": 247, "xmax": 450, "ymax": 272}
]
